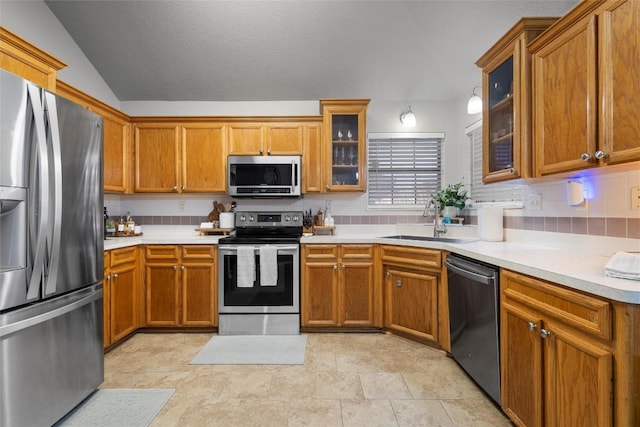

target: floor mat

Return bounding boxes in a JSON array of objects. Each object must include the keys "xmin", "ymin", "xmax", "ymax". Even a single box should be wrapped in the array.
[
  {"xmin": 190, "ymin": 335, "xmax": 307, "ymax": 365},
  {"xmin": 56, "ymin": 389, "xmax": 174, "ymax": 427}
]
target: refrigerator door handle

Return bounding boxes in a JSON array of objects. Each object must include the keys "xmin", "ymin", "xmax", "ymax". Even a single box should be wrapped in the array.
[
  {"xmin": 0, "ymin": 288, "xmax": 102, "ymax": 338},
  {"xmin": 25, "ymin": 85, "xmax": 49, "ymax": 301},
  {"xmin": 43, "ymin": 92, "xmax": 63, "ymax": 296}
]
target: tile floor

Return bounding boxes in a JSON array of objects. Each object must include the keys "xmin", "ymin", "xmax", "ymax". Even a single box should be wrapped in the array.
[{"xmin": 102, "ymin": 332, "xmax": 512, "ymax": 426}]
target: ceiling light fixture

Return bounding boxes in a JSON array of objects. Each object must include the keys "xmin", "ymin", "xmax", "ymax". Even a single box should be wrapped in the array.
[
  {"xmin": 467, "ymin": 86, "xmax": 482, "ymax": 115},
  {"xmin": 400, "ymin": 106, "xmax": 416, "ymax": 127}
]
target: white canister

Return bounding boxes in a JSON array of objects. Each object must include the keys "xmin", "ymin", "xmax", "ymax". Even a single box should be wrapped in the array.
[
  {"xmin": 478, "ymin": 206, "xmax": 504, "ymax": 241},
  {"xmin": 219, "ymin": 212, "xmax": 235, "ymax": 229}
]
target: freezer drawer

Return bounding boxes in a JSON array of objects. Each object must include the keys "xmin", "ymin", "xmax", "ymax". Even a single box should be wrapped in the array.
[{"xmin": 0, "ymin": 285, "xmax": 104, "ymax": 427}]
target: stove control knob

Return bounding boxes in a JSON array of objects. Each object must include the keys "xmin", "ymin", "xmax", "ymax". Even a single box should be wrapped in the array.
[
  {"xmin": 285, "ymin": 215, "xmax": 291, "ymax": 222},
  {"xmin": 293, "ymin": 215, "xmax": 299, "ymax": 222},
  {"xmin": 249, "ymin": 215, "xmax": 255, "ymax": 222},
  {"xmin": 239, "ymin": 215, "xmax": 246, "ymax": 222}
]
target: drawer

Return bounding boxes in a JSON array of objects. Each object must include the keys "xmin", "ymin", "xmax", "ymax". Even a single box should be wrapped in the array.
[
  {"xmin": 145, "ymin": 245, "xmax": 180, "ymax": 261},
  {"xmin": 381, "ymin": 245, "xmax": 442, "ymax": 270},
  {"xmin": 181, "ymin": 245, "xmax": 215, "ymax": 260},
  {"xmin": 303, "ymin": 244, "xmax": 339, "ymax": 260},
  {"xmin": 110, "ymin": 246, "xmax": 137, "ymax": 267},
  {"xmin": 502, "ymin": 269, "xmax": 612, "ymax": 341},
  {"xmin": 340, "ymin": 244, "xmax": 374, "ymax": 260}
]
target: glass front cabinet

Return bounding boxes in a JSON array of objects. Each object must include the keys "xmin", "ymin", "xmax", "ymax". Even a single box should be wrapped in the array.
[
  {"xmin": 475, "ymin": 18, "xmax": 557, "ymax": 183},
  {"xmin": 320, "ymin": 99, "xmax": 369, "ymax": 192}
]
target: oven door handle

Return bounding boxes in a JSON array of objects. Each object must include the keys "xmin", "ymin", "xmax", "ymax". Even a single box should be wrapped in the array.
[{"xmin": 218, "ymin": 245, "xmax": 300, "ymax": 253}]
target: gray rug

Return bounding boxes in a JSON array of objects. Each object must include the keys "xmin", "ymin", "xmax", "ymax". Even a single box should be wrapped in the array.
[
  {"xmin": 190, "ymin": 335, "xmax": 307, "ymax": 365},
  {"xmin": 57, "ymin": 389, "xmax": 174, "ymax": 427}
]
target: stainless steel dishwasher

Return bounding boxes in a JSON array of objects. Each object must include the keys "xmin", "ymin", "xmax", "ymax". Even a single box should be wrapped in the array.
[{"xmin": 446, "ymin": 253, "xmax": 501, "ymax": 404}]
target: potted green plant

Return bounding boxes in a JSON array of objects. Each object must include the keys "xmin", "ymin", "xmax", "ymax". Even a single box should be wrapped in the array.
[
  {"xmin": 106, "ymin": 219, "xmax": 116, "ymax": 235},
  {"xmin": 434, "ymin": 182, "xmax": 468, "ymax": 218}
]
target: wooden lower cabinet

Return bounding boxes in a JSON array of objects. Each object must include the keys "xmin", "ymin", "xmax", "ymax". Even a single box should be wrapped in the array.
[
  {"xmin": 104, "ymin": 247, "xmax": 139, "ymax": 348},
  {"xmin": 143, "ymin": 245, "xmax": 216, "ymax": 327},
  {"xmin": 501, "ymin": 269, "xmax": 615, "ymax": 427},
  {"xmin": 301, "ymin": 244, "xmax": 380, "ymax": 328},
  {"xmin": 381, "ymin": 245, "xmax": 442, "ymax": 344}
]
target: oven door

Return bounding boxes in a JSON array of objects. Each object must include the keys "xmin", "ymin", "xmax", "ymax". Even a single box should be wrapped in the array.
[{"xmin": 218, "ymin": 244, "xmax": 299, "ymax": 314}]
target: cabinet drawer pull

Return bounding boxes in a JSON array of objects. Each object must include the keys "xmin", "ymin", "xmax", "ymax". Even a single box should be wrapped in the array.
[
  {"xmin": 540, "ymin": 328, "xmax": 551, "ymax": 339},
  {"xmin": 527, "ymin": 321, "xmax": 537, "ymax": 331}
]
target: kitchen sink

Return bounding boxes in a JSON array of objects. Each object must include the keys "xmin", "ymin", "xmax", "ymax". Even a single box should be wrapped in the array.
[{"xmin": 381, "ymin": 235, "xmax": 477, "ymax": 244}]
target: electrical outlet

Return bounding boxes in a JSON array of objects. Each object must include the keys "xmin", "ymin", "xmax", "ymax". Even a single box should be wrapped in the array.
[
  {"xmin": 632, "ymin": 187, "xmax": 640, "ymax": 210},
  {"xmin": 178, "ymin": 200, "xmax": 185, "ymax": 212},
  {"xmin": 528, "ymin": 193, "xmax": 542, "ymax": 211}
]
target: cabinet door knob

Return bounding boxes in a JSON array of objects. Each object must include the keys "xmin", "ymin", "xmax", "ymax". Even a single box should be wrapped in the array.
[
  {"xmin": 341, "ymin": 265, "xmax": 345, "ymax": 270},
  {"xmin": 527, "ymin": 321, "xmax": 537, "ymax": 331},
  {"xmin": 396, "ymin": 280, "xmax": 402, "ymax": 287},
  {"xmin": 267, "ymin": 149, "xmax": 271, "ymax": 155},
  {"xmin": 181, "ymin": 265, "xmax": 185, "ymax": 271},
  {"xmin": 173, "ymin": 265, "xmax": 178, "ymax": 271},
  {"xmin": 540, "ymin": 329, "xmax": 551, "ymax": 339},
  {"xmin": 386, "ymin": 271, "xmax": 391, "ymax": 278},
  {"xmin": 580, "ymin": 152, "xmax": 592, "ymax": 161},
  {"xmin": 333, "ymin": 264, "xmax": 338, "ymax": 270},
  {"xmin": 113, "ymin": 273, "xmax": 119, "ymax": 279},
  {"xmin": 105, "ymin": 275, "xmax": 111, "ymax": 281},
  {"xmin": 181, "ymin": 185, "xmax": 185, "ymax": 191},
  {"xmin": 173, "ymin": 185, "xmax": 178, "ymax": 191},
  {"xmin": 594, "ymin": 150, "xmax": 607, "ymax": 160},
  {"xmin": 259, "ymin": 149, "xmax": 264, "ymax": 155},
  {"xmin": 325, "ymin": 184, "xmax": 331, "ymax": 190}
]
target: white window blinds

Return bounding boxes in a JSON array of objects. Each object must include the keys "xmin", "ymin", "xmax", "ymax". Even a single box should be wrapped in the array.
[
  {"xmin": 368, "ymin": 133, "xmax": 443, "ymax": 207},
  {"xmin": 468, "ymin": 124, "xmax": 523, "ymax": 203}
]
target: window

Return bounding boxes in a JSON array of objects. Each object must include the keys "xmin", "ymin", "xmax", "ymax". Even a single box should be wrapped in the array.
[
  {"xmin": 468, "ymin": 123, "xmax": 522, "ymax": 203},
  {"xmin": 368, "ymin": 133, "xmax": 444, "ymax": 208}
]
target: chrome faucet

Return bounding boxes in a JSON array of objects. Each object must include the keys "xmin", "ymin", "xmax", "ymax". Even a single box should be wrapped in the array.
[{"xmin": 423, "ymin": 197, "xmax": 447, "ymax": 238}]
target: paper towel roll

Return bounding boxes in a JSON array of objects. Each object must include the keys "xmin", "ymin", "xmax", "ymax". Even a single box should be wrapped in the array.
[
  {"xmin": 478, "ymin": 206, "xmax": 503, "ymax": 241},
  {"xmin": 219, "ymin": 212, "xmax": 235, "ymax": 229}
]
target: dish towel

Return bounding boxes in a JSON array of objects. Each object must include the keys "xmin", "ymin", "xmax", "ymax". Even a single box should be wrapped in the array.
[
  {"xmin": 259, "ymin": 246, "xmax": 278, "ymax": 286},
  {"xmin": 236, "ymin": 246, "xmax": 255, "ymax": 287},
  {"xmin": 604, "ymin": 252, "xmax": 640, "ymax": 281}
]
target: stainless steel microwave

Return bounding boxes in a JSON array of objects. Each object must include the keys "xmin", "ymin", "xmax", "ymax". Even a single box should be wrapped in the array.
[{"xmin": 227, "ymin": 155, "xmax": 301, "ymax": 197}]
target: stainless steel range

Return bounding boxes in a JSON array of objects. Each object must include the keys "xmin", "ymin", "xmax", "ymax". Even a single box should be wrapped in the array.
[{"xmin": 217, "ymin": 210, "xmax": 302, "ymax": 335}]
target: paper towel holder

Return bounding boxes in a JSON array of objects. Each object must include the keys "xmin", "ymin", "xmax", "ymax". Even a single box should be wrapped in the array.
[{"xmin": 567, "ymin": 181, "xmax": 585, "ymax": 206}]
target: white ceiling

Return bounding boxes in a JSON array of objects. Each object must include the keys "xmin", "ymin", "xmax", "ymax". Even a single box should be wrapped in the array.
[{"xmin": 44, "ymin": 0, "xmax": 578, "ymax": 103}]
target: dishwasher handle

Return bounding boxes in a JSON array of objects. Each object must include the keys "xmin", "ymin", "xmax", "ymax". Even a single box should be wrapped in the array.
[{"xmin": 445, "ymin": 257, "xmax": 496, "ymax": 286}]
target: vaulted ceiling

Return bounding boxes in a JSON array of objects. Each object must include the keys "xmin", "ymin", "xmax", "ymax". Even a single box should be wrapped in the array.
[{"xmin": 45, "ymin": 0, "xmax": 578, "ymax": 103}]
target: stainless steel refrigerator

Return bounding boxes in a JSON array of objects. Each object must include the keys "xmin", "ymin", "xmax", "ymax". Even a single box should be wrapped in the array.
[{"xmin": 0, "ymin": 69, "xmax": 104, "ymax": 427}]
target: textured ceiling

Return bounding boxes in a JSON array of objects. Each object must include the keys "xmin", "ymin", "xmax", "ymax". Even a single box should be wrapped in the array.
[{"xmin": 44, "ymin": 0, "xmax": 578, "ymax": 103}]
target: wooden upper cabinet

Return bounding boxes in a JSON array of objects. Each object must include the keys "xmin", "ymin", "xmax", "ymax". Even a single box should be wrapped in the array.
[
  {"xmin": 103, "ymin": 115, "xmax": 131, "ymax": 193},
  {"xmin": 530, "ymin": 0, "xmax": 640, "ymax": 176},
  {"xmin": 320, "ymin": 99, "xmax": 369, "ymax": 192},
  {"xmin": 303, "ymin": 123, "xmax": 323, "ymax": 193},
  {"xmin": 0, "ymin": 26, "xmax": 66, "ymax": 90},
  {"xmin": 182, "ymin": 124, "xmax": 227, "ymax": 192},
  {"xmin": 227, "ymin": 123, "xmax": 264, "ymax": 155},
  {"xmin": 598, "ymin": 0, "xmax": 640, "ymax": 165},
  {"xmin": 228, "ymin": 122, "xmax": 304, "ymax": 155},
  {"xmin": 134, "ymin": 124, "xmax": 181, "ymax": 192},
  {"xmin": 475, "ymin": 18, "xmax": 557, "ymax": 183},
  {"xmin": 264, "ymin": 123, "xmax": 303, "ymax": 154}
]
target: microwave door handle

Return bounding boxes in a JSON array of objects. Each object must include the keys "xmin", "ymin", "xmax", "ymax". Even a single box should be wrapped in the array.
[{"xmin": 292, "ymin": 161, "xmax": 298, "ymax": 187}]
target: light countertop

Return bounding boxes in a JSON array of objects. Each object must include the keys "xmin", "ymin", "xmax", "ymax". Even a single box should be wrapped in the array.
[{"xmin": 103, "ymin": 225, "xmax": 640, "ymax": 304}]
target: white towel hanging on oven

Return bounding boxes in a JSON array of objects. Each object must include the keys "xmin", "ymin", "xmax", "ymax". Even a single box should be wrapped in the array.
[
  {"xmin": 259, "ymin": 246, "xmax": 278, "ymax": 286},
  {"xmin": 236, "ymin": 246, "xmax": 255, "ymax": 287}
]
